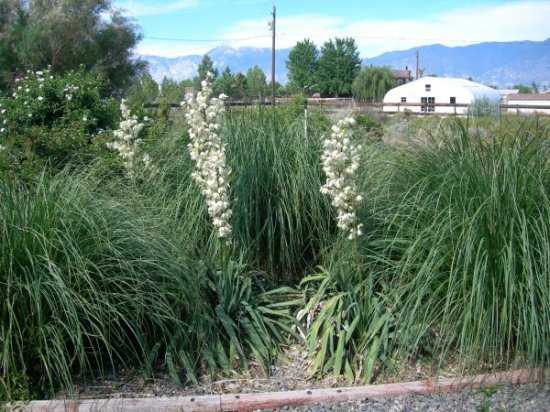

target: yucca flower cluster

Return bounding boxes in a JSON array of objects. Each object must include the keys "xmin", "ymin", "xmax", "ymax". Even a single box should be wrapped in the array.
[
  {"xmin": 106, "ymin": 99, "xmax": 147, "ymax": 176},
  {"xmin": 182, "ymin": 73, "xmax": 232, "ymax": 240},
  {"xmin": 320, "ymin": 117, "xmax": 364, "ymax": 239},
  {"xmin": 0, "ymin": 102, "xmax": 6, "ymax": 135}
]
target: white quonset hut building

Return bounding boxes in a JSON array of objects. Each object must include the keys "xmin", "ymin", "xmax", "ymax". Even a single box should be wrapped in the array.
[{"xmin": 383, "ymin": 76, "xmax": 501, "ymax": 114}]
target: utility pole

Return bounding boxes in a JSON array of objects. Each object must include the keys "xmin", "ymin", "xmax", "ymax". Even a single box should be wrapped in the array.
[
  {"xmin": 415, "ymin": 49, "xmax": 419, "ymax": 80},
  {"xmin": 271, "ymin": 4, "xmax": 276, "ymax": 106}
]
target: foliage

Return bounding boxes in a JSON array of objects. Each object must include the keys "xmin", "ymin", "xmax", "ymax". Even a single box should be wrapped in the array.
[
  {"xmin": 368, "ymin": 120, "xmax": 550, "ymax": 368},
  {"xmin": 126, "ymin": 72, "xmax": 159, "ymax": 109},
  {"xmin": 0, "ymin": 0, "xmax": 144, "ymax": 94},
  {"xmin": 317, "ymin": 38, "xmax": 361, "ymax": 97},
  {"xmin": 298, "ymin": 242, "xmax": 396, "ymax": 382},
  {"xmin": 352, "ymin": 67, "xmax": 395, "ymax": 102},
  {"xmin": 468, "ymin": 97, "xmax": 501, "ymax": 118},
  {"xmin": 286, "ymin": 39, "xmax": 319, "ymax": 94},
  {"xmin": 246, "ymin": 65, "xmax": 268, "ymax": 101},
  {"xmin": 0, "ymin": 174, "xmax": 206, "ymax": 398},
  {"xmin": 0, "ymin": 68, "xmax": 118, "ymax": 179},
  {"xmin": 214, "ymin": 67, "xmax": 237, "ymax": 98},
  {"xmin": 354, "ymin": 114, "xmax": 383, "ymax": 139},
  {"xmin": 202, "ymin": 259, "xmax": 298, "ymax": 374},
  {"xmin": 224, "ymin": 108, "xmax": 334, "ymax": 281},
  {"xmin": 512, "ymin": 83, "xmax": 537, "ymax": 94},
  {"xmin": 194, "ymin": 55, "xmax": 218, "ymax": 90}
]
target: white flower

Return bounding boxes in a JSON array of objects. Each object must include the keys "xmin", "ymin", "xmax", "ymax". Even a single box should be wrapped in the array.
[
  {"xmin": 0, "ymin": 128, "xmax": 5, "ymax": 133},
  {"xmin": 38, "ymin": 96, "xmax": 44, "ymax": 101},
  {"xmin": 320, "ymin": 116, "xmax": 364, "ymax": 239},
  {"xmin": 182, "ymin": 73, "xmax": 232, "ymax": 241},
  {"xmin": 106, "ymin": 99, "xmax": 151, "ymax": 176}
]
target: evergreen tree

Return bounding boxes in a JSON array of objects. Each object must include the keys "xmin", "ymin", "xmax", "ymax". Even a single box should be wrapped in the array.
[
  {"xmin": 194, "ymin": 54, "xmax": 218, "ymax": 90},
  {"xmin": 352, "ymin": 67, "xmax": 395, "ymax": 102},
  {"xmin": 286, "ymin": 39, "xmax": 318, "ymax": 93},
  {"xmin": 317, "ymin": 38, "xmax": 361, "ymax": 97}
]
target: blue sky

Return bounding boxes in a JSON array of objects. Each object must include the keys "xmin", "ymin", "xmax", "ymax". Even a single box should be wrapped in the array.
[{"xmin": 114, "ymin": 0, "xmax": 550, "ymax": 57}]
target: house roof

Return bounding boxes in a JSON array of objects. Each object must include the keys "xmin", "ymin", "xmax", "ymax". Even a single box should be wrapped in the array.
[
  {"xmin": 391, "ymin": 69, "xmax": 412, "ymax": 80},
  {"xmin": 507, "ymin": 93, "xmax": 550, "ymax": 101}
]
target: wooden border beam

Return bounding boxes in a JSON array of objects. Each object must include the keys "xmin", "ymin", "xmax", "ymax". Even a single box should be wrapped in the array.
[{"xmin": 7, "ymin": 369, "xmax": 546, "ymax": 412}]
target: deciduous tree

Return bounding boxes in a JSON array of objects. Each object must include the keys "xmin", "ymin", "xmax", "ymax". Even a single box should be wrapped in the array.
[
  {"xmin": 286, "ymin": 39, "xmax": 318, "ymax": 93},
  {"xmin": 317, "ymin": 38, "xmax": 361, "ymax": 97},
  {"xmin": 352, "ymin": 67, "xmax": 395, "ymax": 102}
]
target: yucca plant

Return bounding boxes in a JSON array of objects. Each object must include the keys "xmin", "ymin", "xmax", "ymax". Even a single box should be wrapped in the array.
[
  {"xmin": 297, "ymin": 238, "xmax": 396, "ymax": 383},
  {"xmin": 201, "ymin": 258, "xmax": 299, "ymax": 375}
]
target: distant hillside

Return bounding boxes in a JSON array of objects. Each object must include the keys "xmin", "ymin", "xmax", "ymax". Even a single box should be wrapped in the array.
[
  {"xmin": 140, "ymin": 46, "xmax": 290, "ymax": 83},
  {"xmin": 365, "ymin": 39, "xmax": 550, "ymax": 88},
  {"xmin": 141, "ymin": 39, "xmax": 550, "ymax": 88}
]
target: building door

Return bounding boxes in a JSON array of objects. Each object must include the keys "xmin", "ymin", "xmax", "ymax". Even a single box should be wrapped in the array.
[
  {"xmin": 421, "ymin": 97, "xmax": 435, "ymax": 112},
  {"xmin": 428, "ymin": 97, "xmax": 435, "ymax": 112}
]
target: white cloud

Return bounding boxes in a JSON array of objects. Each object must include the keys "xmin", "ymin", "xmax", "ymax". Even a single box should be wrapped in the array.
[
  {"xmin": 221, "ymin": 1, "xmax": 550, "ymax": 57},
  {"xmin": 138, "ymin": 1, "xmax": 550, "ymax": 57},
  {"xmin": 118, "ymin": 0, "xmax": 198, "ymax": 17},
  {"xmin": 137, "ymin": 40, "xmax": 213, "ymax": 57}
]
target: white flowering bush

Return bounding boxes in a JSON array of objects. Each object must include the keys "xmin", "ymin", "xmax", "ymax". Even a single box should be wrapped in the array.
[
  {"xmin": 0, "ymin": 68, "xmax": 118, "ymax": 177},
  {"xmin": 106, "ymin": 99, "xmax": 153, "ymax": 176},
  {"xmin": 320, "ymin": 116, "xmax": 364, "ymax": 239},
  {"xmin": 182, "ymin": 73, "xmax": 232, "ymax": 240}
]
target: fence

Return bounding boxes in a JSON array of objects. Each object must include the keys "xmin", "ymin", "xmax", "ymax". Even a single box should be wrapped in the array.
[{"xmin": 144, "ymin": 99, "xmax": 550, "ymax": 115}]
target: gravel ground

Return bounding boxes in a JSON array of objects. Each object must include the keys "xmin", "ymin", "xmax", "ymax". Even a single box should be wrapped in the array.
[
  {"xmin": 62, "ymin": 346, "xmax": 548, "ymax": 411},
  {"xmin": 272, "ymin": 384, "xmax": 550, "ymax": 412}
]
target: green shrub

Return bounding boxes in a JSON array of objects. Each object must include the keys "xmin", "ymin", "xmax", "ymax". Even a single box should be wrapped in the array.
[
  {"xmin": 0, "ymin": 173, "xmax": 208, "ymax": 398},
  {"xmin": 226, "ymin": 108, "xmax": 334, "ymax": 281},
  {"xmin": 369, "ymin": 120, "xmax": 550, "ymax": 367},
  {"xmin": 0, "ymin": 68, "xmax": 118, "ymax": 179}
]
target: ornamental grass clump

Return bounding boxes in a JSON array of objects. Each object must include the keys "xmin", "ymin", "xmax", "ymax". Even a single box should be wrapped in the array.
[
  {"xmin": 320, "ymin": 116, "xmax": 364, "ymax": 239},
  {"xmin": 182, "ymin": 72, "xmax": 232, "ymax": 240},
  {"xmin": 107, "ymin": 99, "xmax": 149, "ymax": 175}
]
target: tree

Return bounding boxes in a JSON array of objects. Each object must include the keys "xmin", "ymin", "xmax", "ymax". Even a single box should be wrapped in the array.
[
  {"xmin": 126, "ymin": 72, "xmax": 159, "ymax": 107},
  {"xmin": 317, "ymin": 38, "xmax": 361, "ymax": 97},
  {"xmin": 0, "ymin": 0, "xmax": 144, "ymax": 94},
  {"xmin": 194, "ymin": 54, "xmax": 218, "ymax": 90},
  {"xmin": 352, "ymin": 67, "xmax": 395, "ymax": 102},
  {"xmin": 513, "ymin": 84, "xmax": 534, "ymax": 94},
  {"xmin": 246, "ymin": 65, "xmax": 267, "ymax": 100},
  {"xmin": 286, "ymin": 39, "xmax": 318, "ymax": 93},
  {"xmin": 233, "ymin": 73, "xmax": 247, "ymax": 100},
  {"xmin": 214, "ymin": 67, "xmax": 236, "ymax": 97}
]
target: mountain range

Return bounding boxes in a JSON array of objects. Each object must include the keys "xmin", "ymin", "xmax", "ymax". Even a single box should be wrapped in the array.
[
  {"xmin": 141, "ymin": 46, "xmax": 290, "ymax": 84},
  {"xmin": 140, "ymin": 38, "xmax": 550, "ymax": 88}
]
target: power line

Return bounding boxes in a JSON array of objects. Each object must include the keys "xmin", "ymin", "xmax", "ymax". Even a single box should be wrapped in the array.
[
  {"xmin": 144, "ymin": 34, "xmax": 271, "ymax": 42},
  {"xmin": 145, "ymin": 32, "xmax": 500, "ymax": 46}
]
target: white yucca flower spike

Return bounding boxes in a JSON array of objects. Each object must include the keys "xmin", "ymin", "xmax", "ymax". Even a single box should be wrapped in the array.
[
  {"xmin": 107, "ymin": 99, "xmax": 150, "ymax": 176},
  {"xmin": 182, "ymin": 73, "xmax": 233, "ymax": 241},
  {"xmin": 320, "ymin": 116, "xmax": 364, "ymax": 240}
]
